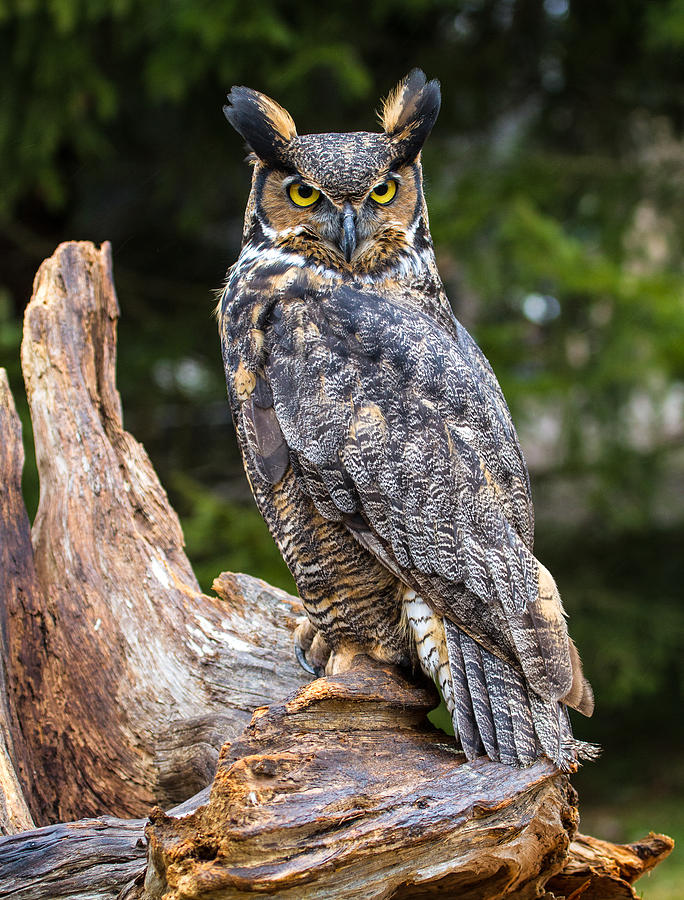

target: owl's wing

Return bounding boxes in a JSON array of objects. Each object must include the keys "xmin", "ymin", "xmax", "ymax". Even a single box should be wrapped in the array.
[{"xmin": 255, "ymin": 283, "xmax": 581, "ymax": 710}]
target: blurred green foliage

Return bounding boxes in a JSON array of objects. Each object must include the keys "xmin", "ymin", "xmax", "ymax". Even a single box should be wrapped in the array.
[
  {"xmin": 1, "ymin": 1, "xmax": 683, "ymax": 876},
  {"xmin": 171, "ymin": 472, "xmax": 296, "ymax": 594}
]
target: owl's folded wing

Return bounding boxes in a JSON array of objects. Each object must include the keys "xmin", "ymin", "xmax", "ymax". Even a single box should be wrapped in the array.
[{"xmin": 253, "ymin": 284, "xmax": 583, "ymax": 708}]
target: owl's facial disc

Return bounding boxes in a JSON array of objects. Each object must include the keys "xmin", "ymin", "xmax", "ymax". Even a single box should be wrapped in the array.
[{"xmin": 258, "ymin": 164, "xmax": 421, "ymax": 272}]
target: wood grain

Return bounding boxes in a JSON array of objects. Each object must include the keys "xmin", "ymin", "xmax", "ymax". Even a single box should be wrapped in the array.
[
  {"xmin": 0, "ymin": 789, "xmax": 208, "ymax": 900},
  {"xmin": 546, "ymin": 831, "xmax": 675, "ymax": 899},
  {"xmin": 142, "ymin": 659, "xmax": 578, "ymax": 899},
  {"xmin": 14, "ymin": 241, "xmax": 306, "ymax": 823},
  {"xmin": 0, "ymin": 369, "xmax": 35, "ymax": 834}
]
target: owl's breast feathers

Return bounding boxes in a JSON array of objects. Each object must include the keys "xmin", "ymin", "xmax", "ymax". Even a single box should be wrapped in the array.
[{"xmin": 219, "ymin": 260, "xmax": 591, "ymax": 716}]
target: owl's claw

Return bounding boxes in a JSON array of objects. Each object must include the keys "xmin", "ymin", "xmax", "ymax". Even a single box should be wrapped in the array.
[
  {"xmin": 294, "ymin": 617, "xmax": 330, "ymax": 677},
  {"xmin": 294, "ymin": 640, "xmax": 318, "ymax": 676}
]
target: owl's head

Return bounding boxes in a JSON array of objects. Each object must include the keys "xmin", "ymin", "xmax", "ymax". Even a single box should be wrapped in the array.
[{"xmin": 224, "ymin": 70, "xmax": 440, "ymax": 274}]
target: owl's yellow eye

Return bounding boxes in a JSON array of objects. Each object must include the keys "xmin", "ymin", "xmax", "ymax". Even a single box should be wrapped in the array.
[
  {"xmin": 370, "ymin": 179, "xmax": 397, "ymax": 205},
  {"xmin": 288, "ymin": 183, "xmax": 320, "ymax": 207}
]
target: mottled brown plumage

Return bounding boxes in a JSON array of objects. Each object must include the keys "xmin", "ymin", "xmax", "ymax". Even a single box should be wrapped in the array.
[{"xmin": 219, "ymin": 69, "xmax": 596, "ymax": 770}]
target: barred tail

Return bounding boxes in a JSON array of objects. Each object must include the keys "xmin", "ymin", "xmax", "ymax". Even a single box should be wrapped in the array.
[
  {"xmin": 442, "ymin": 618, "xmax": 599, "ymax": 772},
  {"xmin": 404, "ymin": 593, "xmax": 599, "ymax": 771}
]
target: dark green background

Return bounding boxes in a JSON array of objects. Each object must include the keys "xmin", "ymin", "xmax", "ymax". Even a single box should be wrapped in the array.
[{"xmin": 1, "ymin": 2, "xmax": 682, "ymax": 892}]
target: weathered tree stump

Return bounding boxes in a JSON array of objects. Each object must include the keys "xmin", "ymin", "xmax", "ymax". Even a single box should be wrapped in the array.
[
  {"xmin": 0, "ymin": 242, "xmax": 673, "ymax": 897},
  {"xmin": 142, "ymin": 662, "xmax": 577, "ymax": 899},
  {"xmin": 8, "ymin": 241, "xmax": 305, "ymax": 825},
  {"xmin": 0, "ymin": 370, "xmax": 35, "ymax": 835}
]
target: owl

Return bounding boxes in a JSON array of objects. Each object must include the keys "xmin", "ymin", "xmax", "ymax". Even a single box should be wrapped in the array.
[{"xmin": 218, "ymin": 70, "xmax": 596, "ymax": 771}]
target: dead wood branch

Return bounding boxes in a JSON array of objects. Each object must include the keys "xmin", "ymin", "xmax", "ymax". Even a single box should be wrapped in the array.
[
  {"xmin": 546, "ymin": 831, "xmax": 674, "ymax": 900},
  {"xmin": 142, "ymin": 660, "xmax": 577, "ymax": 899},
  {"xmin": 0, "ymin": 789, "xmax": 208, "ymax": 900}
]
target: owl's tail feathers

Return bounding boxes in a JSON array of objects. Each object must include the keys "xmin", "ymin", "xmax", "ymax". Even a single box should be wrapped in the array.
[
  {"xmin": 563, "ymin": 637, "xmax": 595, "ymax": 717},
  {"xmin": 444, "ymin": 622, "xmax": 599, "ymax": 772}
]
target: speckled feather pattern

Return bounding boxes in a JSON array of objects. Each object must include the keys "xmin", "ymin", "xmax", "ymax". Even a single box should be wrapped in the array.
[
  {"xmin": 219, "ymin": 70, "xmax": 595, "ymax": 771},
  {"xmin": 289, "ymin": 133, "xmax": 395, "ymax": 203}
]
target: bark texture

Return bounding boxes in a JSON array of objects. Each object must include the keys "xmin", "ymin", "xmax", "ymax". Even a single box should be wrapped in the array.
[
  {"xmin": 142, "ymin": 660, "xmax": 578, "ymax": 900},
  {"xmin": 0, "ymin": 241, "xmax": 674, "ymax": 897},
  {"xmin": 546, "ymin": 831, "xmax": 675, "ymax": 899},
  {"xmin": 0, "ymin": 789, "xmax": 208, "ymax": 900},
  {"xmin": 0, "ymin": 370, "xmax": 35, "ymax": 834},
  {"xmin": 10, "ymin": 241, "xmax": 305, "ymax": 824}
]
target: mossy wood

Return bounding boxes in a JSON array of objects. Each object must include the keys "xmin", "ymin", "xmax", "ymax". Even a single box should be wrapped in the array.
[{"xmin": 0, "ymin": 242, "xmax": 672, "ymax": 897}]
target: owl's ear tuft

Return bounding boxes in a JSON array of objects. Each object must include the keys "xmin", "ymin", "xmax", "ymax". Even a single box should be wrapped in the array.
[
  {"xmin": 380, "ymin": 69, "xmax": 441, "ymax": 165},
  {"xmin": 224, "ymin": 87, "xmax": 297, "ymax": 170}
]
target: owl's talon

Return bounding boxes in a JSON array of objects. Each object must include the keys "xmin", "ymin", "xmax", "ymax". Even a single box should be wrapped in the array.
[
  {"xmin": 294, "ymin": 640, "xmax": 318, "ymax": 676},
  {"xmin": 294, "ymin": 620, "xmax": 330, "ymax": 676}
]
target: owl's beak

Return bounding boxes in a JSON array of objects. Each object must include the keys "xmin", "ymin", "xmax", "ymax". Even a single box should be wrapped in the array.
[{"xmin": 340, "ymin": 201, "xmax": 357, "ymax": 262}]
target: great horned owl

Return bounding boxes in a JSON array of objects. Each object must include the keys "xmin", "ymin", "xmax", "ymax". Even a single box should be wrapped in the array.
[{"xmin": 218, "ymin": 70, "xmax": 595, "ymax": 770}]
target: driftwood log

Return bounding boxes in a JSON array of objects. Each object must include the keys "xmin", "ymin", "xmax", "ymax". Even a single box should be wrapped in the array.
[{"xmin": 0, "ymin": 241, "xmax": 673, "ymax": 897}]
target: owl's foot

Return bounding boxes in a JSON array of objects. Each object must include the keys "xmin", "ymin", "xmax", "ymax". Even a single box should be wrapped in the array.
[
  {"xmin": 294, "ymin": 618, "xmax": 330, "ymax": 677},
  {"xmin": 324, "ymin": 642, "xmax": 407, "ymax": 675},
  {"xmin": 324, "ymin": 644, "xmax": 367, "ymax": 675}
]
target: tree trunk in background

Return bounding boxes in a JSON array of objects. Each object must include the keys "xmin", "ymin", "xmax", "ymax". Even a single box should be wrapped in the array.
[{"xmin": 0, "ymin": 242, "xmax": 673, "ymax": 897}]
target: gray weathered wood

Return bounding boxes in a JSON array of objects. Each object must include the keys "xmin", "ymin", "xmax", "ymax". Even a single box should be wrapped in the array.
[
  {"xmin": 0, "ymin": 789, "xmax": 208, "ymax": 900},
  {"xmin": 11, "ymin": 241, "xmax": 306, "ymax": 823}
]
